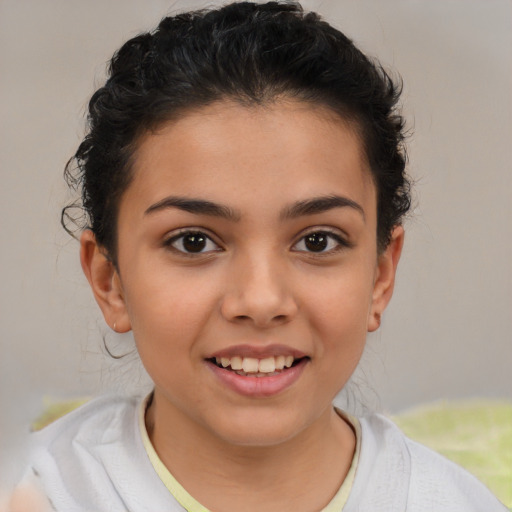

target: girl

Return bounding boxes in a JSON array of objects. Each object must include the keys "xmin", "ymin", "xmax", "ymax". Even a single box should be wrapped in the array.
[{"xmin": 16, "ymin": 2, "xmax": 507, "ymax": 511}]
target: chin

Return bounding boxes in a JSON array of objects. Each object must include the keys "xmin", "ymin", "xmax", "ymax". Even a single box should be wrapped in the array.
[{"xmin": 204, "ymin": 408, "xmax": 312, "ymax": 448}]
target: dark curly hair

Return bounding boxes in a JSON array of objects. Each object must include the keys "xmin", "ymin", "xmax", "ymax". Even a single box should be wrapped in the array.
[{"xmin": 62, "ymin": 1, "xmax": 410, "ymax": 263}]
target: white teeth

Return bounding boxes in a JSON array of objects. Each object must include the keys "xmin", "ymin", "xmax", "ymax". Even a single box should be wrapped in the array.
[
  {"xmin": 242, "ymin": 357, "xmax": 259, "ymax": 373},
  {"xmin": 258, "ymin": 357, "xmax": 276, "ymax": 373},
  {"xmin": 230, "ymin": 356, "xmax": 243, "ymax": 370},
  {"xmin": 214, "ymin": 354, "xmax": 299, "ymax": 373}
]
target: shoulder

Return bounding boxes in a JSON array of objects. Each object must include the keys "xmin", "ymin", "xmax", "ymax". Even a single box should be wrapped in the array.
[
  {"xmin": 22, "ymin": 394, "xmax": 174, "ymax": 511},
  {"xmin": 28, "ymin": 394, "xmax": 141, "ymax": 474},
  {"xmin": 403, "ymin": 433, "xmax": 507, "ymax": 511},
  {"xmin": 32, "ymin": 394, "xmax": 139, "ymax": 448},
  {"xmin": 345, "ymin": 413, "xmax": 507, "ymax": 511}
]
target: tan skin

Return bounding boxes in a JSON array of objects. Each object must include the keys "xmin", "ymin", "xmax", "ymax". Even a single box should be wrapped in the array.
[{"xmin": 81, "ymin": 100, "xmax": 403, "ymax": 511}]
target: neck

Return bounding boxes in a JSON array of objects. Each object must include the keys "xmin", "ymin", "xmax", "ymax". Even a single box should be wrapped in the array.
[{"xmin": 145, "ymin": 391, "xmax": 356, "ymax": 512}]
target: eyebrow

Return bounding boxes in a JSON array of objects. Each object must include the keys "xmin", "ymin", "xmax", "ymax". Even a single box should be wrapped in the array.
[
  {"xmin": 144, "ymin": 194, "xmax": 364, "ymax": 221},
  {"xmin": 145, "ymin": 196, "xmax": 241, "ymax": 221},
  {"xmin": 281, "ymin": 195, "xmax": 365, "ymax": 221}
]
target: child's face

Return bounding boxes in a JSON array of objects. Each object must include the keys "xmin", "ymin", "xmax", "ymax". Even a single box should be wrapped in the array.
[{"xmin": 83, "ymin": 100, "xmax": 402, "ymax": 446}]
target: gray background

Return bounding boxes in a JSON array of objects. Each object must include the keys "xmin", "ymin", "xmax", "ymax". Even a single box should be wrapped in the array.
[{"xmin": 1, "ymin": 0, "xmax": 511, "ymax": 487}]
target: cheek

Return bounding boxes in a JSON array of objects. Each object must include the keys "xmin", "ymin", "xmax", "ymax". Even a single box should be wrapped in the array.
[
  {"xmin": 301, "ymin": 264, "xmax": 376, "ymax": 348},
  {"xmin": 311, "ymin": 290, "xmax": 371, "ymax": 392},
  {"xmin": 122, "ymin": 268, "xmax": 221, "ymax": 359}
]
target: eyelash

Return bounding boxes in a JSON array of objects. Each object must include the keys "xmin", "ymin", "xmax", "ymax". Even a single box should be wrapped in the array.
[
  {"xmin": 163, "ymin": 228, "xmax": 351, "ymax": 256},
  {"xmin": 164, "ymin": 230, "xmax": 221, "ymax": 256},
  {"xmin": 292, "ymin": 230, "xmax": 351, "ymax": 255}
]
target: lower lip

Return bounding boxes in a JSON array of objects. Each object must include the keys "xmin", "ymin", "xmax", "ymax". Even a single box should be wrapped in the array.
[{"xmin": 207, "ymin": 359, "xmax": 308, "ymax": 398}]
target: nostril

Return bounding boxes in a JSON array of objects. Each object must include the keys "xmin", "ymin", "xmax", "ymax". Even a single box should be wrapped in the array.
[
  {"xmin": 221, "ymin": 290, "xmax": 298, "ymax": 326},
  {"xmin": 233, "ymin": 313, "xmax": 289, "ymax": 324}
]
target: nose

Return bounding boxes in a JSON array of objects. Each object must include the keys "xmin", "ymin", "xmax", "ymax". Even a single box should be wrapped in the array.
[{"xmin": 220, "ymin": 251, "xmax": 298, "ymax": 328}]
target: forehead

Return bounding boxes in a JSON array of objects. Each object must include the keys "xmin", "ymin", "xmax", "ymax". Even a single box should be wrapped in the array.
[{"xmin": 124, "ymin": 100, "xmax": 376, "ymax": 222}]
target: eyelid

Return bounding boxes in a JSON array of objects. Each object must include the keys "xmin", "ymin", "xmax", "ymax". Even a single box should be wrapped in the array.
[
  {"xmin": 291, "ymin": 227, "xmax": 353, "ymax": 253},
  {"xmin": 163, "ymin": 228, "xmax": 223, "ymax": 255}
]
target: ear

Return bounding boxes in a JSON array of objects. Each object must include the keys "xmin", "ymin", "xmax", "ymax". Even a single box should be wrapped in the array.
[
  {"xmin": 367, "ymin": 226, "xmax": 404, "ymax": 332},
  {"xmin": 80, "ymin": 229, "xmax": 131, "ymax": 333}
]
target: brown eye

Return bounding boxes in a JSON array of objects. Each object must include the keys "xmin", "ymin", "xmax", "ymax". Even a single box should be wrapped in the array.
[
  {"xmin": 167, "ymin": 231, "xmax": 219, "ymax": 254},
  {"xmin": 182, "ymin": 233, "xmax": 207, "ymax": 252},
  {"xmin": 304, "ymin": 232, "xmax": 328, "ymax": 252},
  {"xmin": 292, "ymin": 231, "xmax": 348, "ymax": 254}
]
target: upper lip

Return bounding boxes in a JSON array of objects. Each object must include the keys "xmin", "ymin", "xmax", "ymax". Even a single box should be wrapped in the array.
[{"xmin": 206, "ymin": 344, "xmax": 307, "ymax": 360}]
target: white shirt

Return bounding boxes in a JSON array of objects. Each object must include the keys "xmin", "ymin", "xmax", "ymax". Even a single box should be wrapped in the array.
[{"xmin": 19, "ymin": 395, "xmax": 507, "ymax": 511}]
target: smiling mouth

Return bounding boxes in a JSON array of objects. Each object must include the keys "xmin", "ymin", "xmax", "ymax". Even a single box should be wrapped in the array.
[{"xmin": 207, "ymin": 355, "xmax": 308, "ymax": 377}]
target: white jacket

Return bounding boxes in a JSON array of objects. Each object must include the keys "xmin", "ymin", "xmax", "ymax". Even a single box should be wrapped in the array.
[{"xmin": 19, "ymin": 395, "xmax": 507, "ymax": 511}]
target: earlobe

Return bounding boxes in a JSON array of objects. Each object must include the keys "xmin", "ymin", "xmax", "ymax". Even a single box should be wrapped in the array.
[
  {"xmin": 80, "ymin": 230, "xmax": 131, "ymax": 333},
  {"xmin": 367, "ymin": 226, "xmax": 404, "ymax": 332}
]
